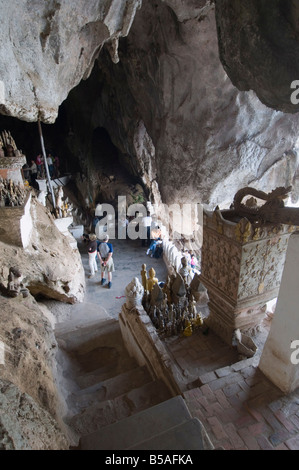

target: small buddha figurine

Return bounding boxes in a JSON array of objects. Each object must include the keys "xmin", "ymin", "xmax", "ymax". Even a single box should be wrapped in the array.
[
  {"xmin": 55, "ymin": 186, "xmax": 64, "ymax": 218},
  {"xmin": 147, "ymin": 267, "xmax": 158, "ymax": 291},
  {"xmin": 141, "ymin": 263, "xmax": 148, "ymax": 292},
  {"xmin": 6, "ymin": 144, "xmax": 15, "ymax": 157},
  {"xmin": 7, "ymin": 267, "xmax": 23, "ymax": 297},
  {"xmin": 183, "ymin": 319, "xmax": 193, "ymax": 337},
  {"xmin": 179, "ymin": 256, "xmax": 192, "ymax": 285},
  {"xmin": 162, "ymin": 275, "xmax": 172, "ymax": 304},
  {"xmin": 193, "ymin": 312, "xmax": 204, "ymax": 328}
]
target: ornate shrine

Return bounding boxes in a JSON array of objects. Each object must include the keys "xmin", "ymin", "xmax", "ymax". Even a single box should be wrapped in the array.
[
  {"xmin": 200, "ymin": 187, "xmax": 298, "ymax": 345},
  {"xmin": 0, "ymin": 130, "xmax": 26, "ymax": 187}
]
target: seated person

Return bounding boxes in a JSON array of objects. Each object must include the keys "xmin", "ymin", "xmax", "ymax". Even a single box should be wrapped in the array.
[
  {"xmin": 152, "ymin": 240, "xmax": 163, "ymax": 258},
  {"xmin": 147, "ymin": 226, "xmax": 163, "ymax": 258}
]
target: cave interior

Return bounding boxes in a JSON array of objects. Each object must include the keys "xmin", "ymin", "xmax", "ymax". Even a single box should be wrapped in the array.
[{"xmin": 0, "ymin": 0, "xmax": 299, "ymax": 452}]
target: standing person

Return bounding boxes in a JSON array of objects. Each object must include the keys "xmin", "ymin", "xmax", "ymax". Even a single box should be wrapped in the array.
[
  {"xmin": 47, "ymin": 154, "xmax": 54, "ymax": 178},
  {"xmin": 87, "ymin": 233, "xmax": 98, "ymax": 279},
  {"xmin": 97, "ymin": 234, "xmax": 114, "ymax": 288},
  {"xmin": 29, "ymin": 159, "xmax": 38, "ymax": 188},
  {"xmin": 22, "ymin": 163, "xmax": 30, "ymax": 182},
  {"xmin": 36, "ymin": 154, "xmax": 43, "ymax": 178},
  {"xmin": 141, "ymin": 210, "xmax": 152, "ymax": 247}
]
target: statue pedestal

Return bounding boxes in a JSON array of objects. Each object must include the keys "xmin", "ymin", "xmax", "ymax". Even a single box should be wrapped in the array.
[
  {"xmin": 0, "ymin": 192, "xmax": 32, "ymax": 247},
  {"xmin": 201, "ymin": 208, "xmax": 293, "ymax": 345},
  {"xmin": 0, "ymin": 155, "xmax": 26, "ymax": 186},
  {"xmin": 54, "ymin": 216, "xmax": 77, "ymax": 249}
]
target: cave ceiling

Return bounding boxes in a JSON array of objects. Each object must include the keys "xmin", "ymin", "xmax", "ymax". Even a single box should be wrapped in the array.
[
  {"xmin": 214, "ymin": 0, "xmax": 299, "ymax": 114},
  {"xmin": 0, "ymin": 0, "xmax": 299, "ymax": 208}
]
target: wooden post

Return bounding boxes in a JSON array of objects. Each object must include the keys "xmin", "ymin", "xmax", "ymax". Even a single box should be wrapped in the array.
[{"xmin": 37, "ymin": 119, "xmax": 56, "ymax": 210}]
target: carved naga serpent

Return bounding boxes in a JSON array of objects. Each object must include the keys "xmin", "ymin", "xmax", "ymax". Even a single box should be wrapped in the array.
[{"xmin": 232, "ymin": 186, "xmax": 299, "ymax": 225}]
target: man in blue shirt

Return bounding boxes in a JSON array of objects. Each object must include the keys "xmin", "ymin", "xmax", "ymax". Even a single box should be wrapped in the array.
[{"xmin": 97, "ymin": 234, "xmax": 114, "ymax": 288}]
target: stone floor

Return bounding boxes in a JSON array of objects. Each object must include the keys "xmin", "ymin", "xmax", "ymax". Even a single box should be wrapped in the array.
[
  {"xmin": 45, "ymin": 237, "xmax": 168, "ymax": 322},
  {"xmin": 168, "ymin": 322, "xmax": 299, "ymax": 450},
  {"xmin": 47, "ymin": 236, "xmax": 299, "ymax": 451}
]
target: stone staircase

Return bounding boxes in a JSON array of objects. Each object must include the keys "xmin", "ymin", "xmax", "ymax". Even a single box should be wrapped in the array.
[
  {"xmin": 55, "ymin": 315, "xmax": 212, "ymax": 450},
  {"xmin": 79, "ymin": 395, "xmax": 213, "ymax": 450}
]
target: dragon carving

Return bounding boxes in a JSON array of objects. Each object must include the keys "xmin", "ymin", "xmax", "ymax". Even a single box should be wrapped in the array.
[{"xmin": 232, "ymin": 186, "xmax": 299, "ymax": 226}]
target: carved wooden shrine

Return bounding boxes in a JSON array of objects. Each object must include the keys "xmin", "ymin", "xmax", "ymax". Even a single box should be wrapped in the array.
[{"xmin": 200, "ymin": 205, "xmax": 295, "ymax": 345}]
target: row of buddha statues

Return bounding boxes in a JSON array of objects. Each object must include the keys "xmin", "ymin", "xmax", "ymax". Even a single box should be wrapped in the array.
[
  {"xmin": 134, "ymin": 260, "xmax": 209, "ymax": 338},
  {"xmin": 0, "ymin": 176, "xmax": 27, "ymax": 207},
  {"xmin": 54, "ymin": 186, "xmax": 74, "ymax": 219}
]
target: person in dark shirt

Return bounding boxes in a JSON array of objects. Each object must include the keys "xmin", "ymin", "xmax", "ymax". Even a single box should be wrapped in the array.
[{"xmin": 87, "ymin": 233, "xmax": 98, "ymax": 278}]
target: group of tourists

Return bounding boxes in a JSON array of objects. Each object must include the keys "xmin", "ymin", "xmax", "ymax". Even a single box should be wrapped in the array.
[
  {"xmin": 22, "ymin": 153, "xmax": 60, "ymax": 188},
  {"xmin": 182, "ymin": 249, "xmax": 199, "ymax": 274},
  {"xmin": 84, "ymin": 207, "xmax": 199, "ymax": 290}
]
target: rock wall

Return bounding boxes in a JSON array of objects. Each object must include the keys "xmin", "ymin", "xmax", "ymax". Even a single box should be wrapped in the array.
[
  {"xmin": 214, "ymin": 0, "xmax": 299, "ymax": 113},
  {"xmin": 114, "ymin": 0, "xmax": 299, "ymax": 208},
  {"xmin": 0, "ymin": 297, "xmax": 71, "ymax": 449},
  {"xmin": 0, "ymin": 194, "xmax": 86, "ymax": 449},
  {"xmin": 0, "ymin": 0, "xmax": 142, "ymax": 123},
  {"xmin": 60, "ymin": 0, "xmax": 299, "ymax": 212},
  {"xmin": 0, "ymin": 195, "xmax": 85, "ymax": 303}
]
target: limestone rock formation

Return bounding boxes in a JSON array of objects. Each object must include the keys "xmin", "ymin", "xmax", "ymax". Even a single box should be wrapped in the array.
[
  {"xmin": 0, "ymin": 297, "xmax": 71, "ymax": 450},
  {"xmin": 0, "ymin": 0, "xmax": 141, "ymax": 123},
  {"xmin": 61, "ymin": 0, "xmax": 299, "ymax": 213},
  {"xmin": 0, "ymin": 195, "xmax": 85, "ymax": 304},
  {"xmin": 0, "ymin": 379, "xmax": 69, "ymax": 450},
  {"xmin": 214, "ymin": 0, "xmax": 299, "ymax": 113},
  {"xmin": 115, "ymin": 1, "xmax": 299, "ymax": 208}
]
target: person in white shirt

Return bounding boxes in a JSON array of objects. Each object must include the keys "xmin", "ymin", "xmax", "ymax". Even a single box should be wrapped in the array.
[
  {"xmin": 119, "ymin": 215, "xmax": 129, "ymax": 239},
  {"xmin": 46, "ymin": 154, "xmax": 54, "ymax": 178}
]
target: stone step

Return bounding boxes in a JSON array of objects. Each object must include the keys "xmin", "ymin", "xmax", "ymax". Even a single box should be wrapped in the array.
[
  {"xmin": 73, "ymin": 354, "xmax": 138, "ymax": 389},
  {"xmin": 56, "ymin": 317, "xmax": 120, "ymax": 350},
  {"xmin": 55, "ymin": 303, "xmax": 112, "ymax": 336},
  {"xmin": 68, "ymin": 379, "xmax": 172, "ymax": 436},
  {"xmin": 56, "ymin": 317, "xmax": 140, "ymax": 389},
  {"xmin": 128, "ymin": 417, "xmax": 213, "ymax": 450},
  {"xmin": 79, "ymin": 395, "xmax": 193, "ymax": 450},
  {"xmin": 69, "ymin": 365, "xmax": 153, "ymax": 411}
]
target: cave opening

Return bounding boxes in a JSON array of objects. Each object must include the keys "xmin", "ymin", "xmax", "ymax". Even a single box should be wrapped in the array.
[
  {"xmin": 90, "ymin": 126, "xmax": 143, "ymax": 207},
  {"xmin": 0, "ymin": 100, "xmax": 147, "ymax": 220},
  {"xmin": 0, "ymin": 106, "xmax": 76, "ymax": 177},
  {"xmin": 92, "ymin": 127, "xmax": 119, "ymax": 173}
]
